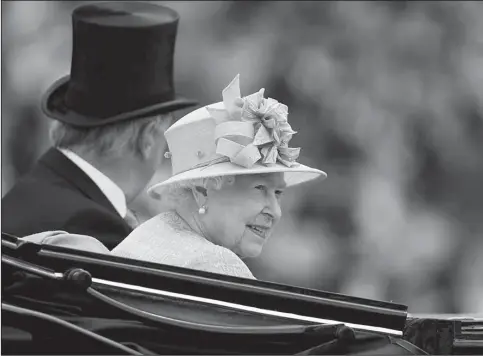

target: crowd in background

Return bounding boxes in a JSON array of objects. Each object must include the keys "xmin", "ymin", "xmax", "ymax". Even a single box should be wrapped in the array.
[{"xmin": 2, "ymin": 1, "xmax": 483, "ymax": 314}]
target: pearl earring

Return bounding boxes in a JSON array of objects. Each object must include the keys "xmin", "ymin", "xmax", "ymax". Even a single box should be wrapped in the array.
[{"xmin": 198, "ymin": 205, "xmax": 207, "ymax": 215}]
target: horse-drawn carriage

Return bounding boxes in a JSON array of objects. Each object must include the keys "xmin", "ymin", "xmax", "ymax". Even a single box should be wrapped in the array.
[{"xmin": 2, "ymin": 232, "xmax": 482, "ymax": 355}]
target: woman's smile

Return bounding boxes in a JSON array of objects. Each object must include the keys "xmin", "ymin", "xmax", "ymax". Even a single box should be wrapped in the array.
[{"xmin": 246, "ymin": 224, "xmax": 271, "ymax": 239}]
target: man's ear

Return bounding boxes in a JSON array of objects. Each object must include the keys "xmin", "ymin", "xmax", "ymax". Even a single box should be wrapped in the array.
[
  {"xmin": 191, "ymin": 186, "xmax": 208, "ymax": 209},
  {"xmin": 137, "ymin": 117, "xmax": 171, "ymax": 160},
  {"xmin": 138, "ymin": 128, "xmax": 156, "ymax": 160}
]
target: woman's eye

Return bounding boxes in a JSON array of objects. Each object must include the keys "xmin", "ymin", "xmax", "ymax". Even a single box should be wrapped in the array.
[
  {"xmin": 255, "ymin": 185, "xmax": 266, "ymax": 191},
  {"xmin": 275, "ymin": 190, "xmax": 284, "ymax": 197}
]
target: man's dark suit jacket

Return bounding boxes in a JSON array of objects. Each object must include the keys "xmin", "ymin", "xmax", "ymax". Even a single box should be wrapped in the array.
[{"xmin": 2, "ymin": 148, "xmax": 132, "ymax": 250}]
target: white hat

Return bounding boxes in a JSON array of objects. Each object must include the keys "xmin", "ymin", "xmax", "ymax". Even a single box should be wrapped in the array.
[{"xmin": 147, "ymin": 75, "xmax": 327, "ymax": 199}]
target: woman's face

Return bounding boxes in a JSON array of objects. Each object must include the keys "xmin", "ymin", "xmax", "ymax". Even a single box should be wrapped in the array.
[{"xmin": 200, "ymin": 172, "xmax": 286, "ymax": 258}]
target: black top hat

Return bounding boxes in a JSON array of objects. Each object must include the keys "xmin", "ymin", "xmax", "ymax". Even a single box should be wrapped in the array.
[{"xmin": 41, "ymin": 2, "xmax": 198, "ymax": 127}]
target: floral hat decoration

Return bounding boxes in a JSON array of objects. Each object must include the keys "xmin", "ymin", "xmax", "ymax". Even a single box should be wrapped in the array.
[{"xmin": 148, "ymin": 75, "xmax": 327, "ymax": 199}]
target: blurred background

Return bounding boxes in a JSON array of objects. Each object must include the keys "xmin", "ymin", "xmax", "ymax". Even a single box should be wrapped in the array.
[{"xmin": 2, "ymin": 1, "xmax": 483, "ymax": 314}]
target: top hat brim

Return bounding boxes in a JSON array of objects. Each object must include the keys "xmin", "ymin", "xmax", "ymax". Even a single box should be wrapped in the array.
[{"xmin": 41, "ymin": 76, "xmax": 199, "ymax": 127}]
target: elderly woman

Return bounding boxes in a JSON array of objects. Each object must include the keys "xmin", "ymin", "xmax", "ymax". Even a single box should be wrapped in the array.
[{"xmin": 110, "ymin": 75, "xmax": 326, "ymax": 279}]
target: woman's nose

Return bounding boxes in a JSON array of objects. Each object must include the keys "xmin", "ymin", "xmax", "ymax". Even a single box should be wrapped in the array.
[{"xmin": 264, "ymin": 193, "xmax": 282, "ymax": 221}]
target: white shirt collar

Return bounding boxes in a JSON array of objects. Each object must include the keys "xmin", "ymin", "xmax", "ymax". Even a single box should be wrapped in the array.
[{"xmin": 58, "ymin": 148, "xmax": 127, "ymax": 218}]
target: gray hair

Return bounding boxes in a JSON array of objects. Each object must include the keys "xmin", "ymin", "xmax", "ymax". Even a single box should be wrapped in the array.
[
  {"xmin": 161, "ymin": 175, "xmax": 236, "ymax": 209},
  {"xmin": 49, "ymin": 114, "xmax": 172, "ymax": 158}
]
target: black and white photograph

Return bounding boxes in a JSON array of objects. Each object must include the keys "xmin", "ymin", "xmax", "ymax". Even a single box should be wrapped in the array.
[{"xmin": 2, "ymin": 1, "xmax": 483, "ymax": 354}]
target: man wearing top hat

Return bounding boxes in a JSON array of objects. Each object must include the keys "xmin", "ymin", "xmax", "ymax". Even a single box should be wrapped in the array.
[{"xmin": 2, "ymin": 2, "xmax": 197, "ymax": 250}]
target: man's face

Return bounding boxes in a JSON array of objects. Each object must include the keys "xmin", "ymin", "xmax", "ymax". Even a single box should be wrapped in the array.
[{"xmin": 200, "ymin": 172, "xmax": 286, "ymax": 258}]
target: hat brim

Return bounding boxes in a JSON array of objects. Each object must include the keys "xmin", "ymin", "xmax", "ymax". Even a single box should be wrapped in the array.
[
  {"xmin": 41, "ymin": 76, "xmax": 199, "ymax": 127},
  {"xmin": 147, "ymin": 161, "xmax": 327, "ymax": 199}
]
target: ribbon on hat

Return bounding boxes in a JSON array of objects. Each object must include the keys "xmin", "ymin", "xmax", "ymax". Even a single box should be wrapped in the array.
[{"xmin": 206, "ymin": 74, "xmax": 300, "ymax": 169}]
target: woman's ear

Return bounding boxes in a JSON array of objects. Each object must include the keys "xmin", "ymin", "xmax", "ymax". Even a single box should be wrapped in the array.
[{"xmin": 191, "ymin": 186, "xmax": 208, "ymax": 209}]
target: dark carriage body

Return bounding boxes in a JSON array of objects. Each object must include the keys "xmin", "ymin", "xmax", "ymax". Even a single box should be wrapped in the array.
[{"xmin": 2, "ymin": 233, "xmax": 482, "ymax": 355}]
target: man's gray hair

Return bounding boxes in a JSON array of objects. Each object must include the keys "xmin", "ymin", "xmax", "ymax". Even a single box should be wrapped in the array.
[{"xmin": 49, "ymin": 114, "xmax": 172, "ymax": 158}]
